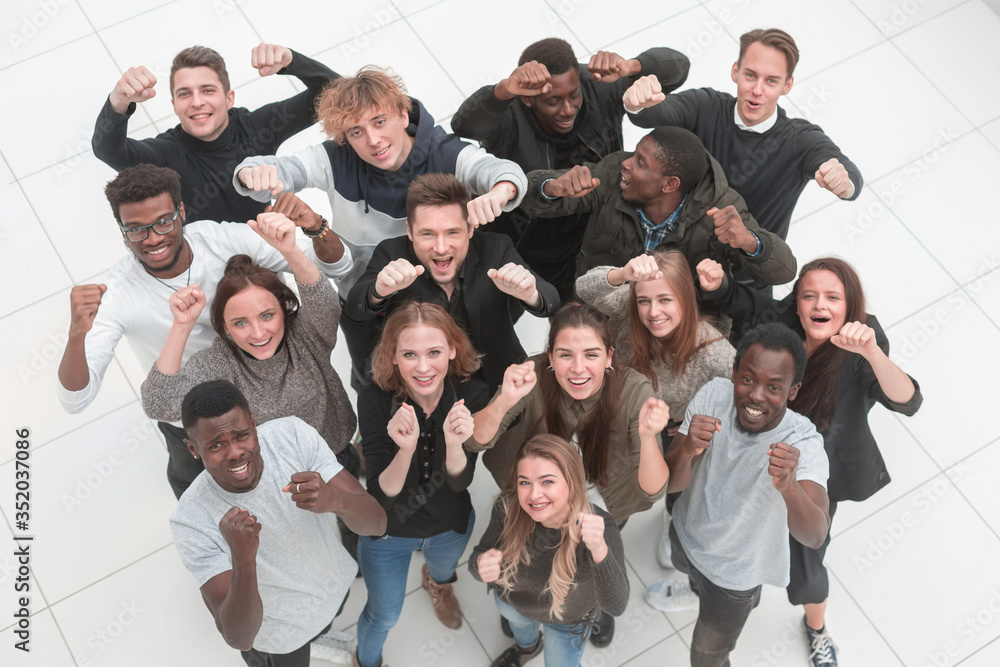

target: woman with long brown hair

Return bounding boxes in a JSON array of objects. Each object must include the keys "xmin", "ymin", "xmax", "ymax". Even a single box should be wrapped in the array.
[
  {"xmin": 471, "ymin": 435, "xmax": 629, "ymax": 666},
  {"xmin": 688, "ymin": 256, "xmax": 922, "ymax": 667},
  {"xmin": 471, "ymin": 302, "xmax": 671, "ymax": 646},
  {"xmin": 141, "ymin": 213, "xmax": 358, "ymax": 485},
  {"xmin": 354, "ymin": 302, "xmax": 488, "ymax": 667},
  {"xmin": 576, "ymin": 249, "xmax": 735, "ymax": 571}
]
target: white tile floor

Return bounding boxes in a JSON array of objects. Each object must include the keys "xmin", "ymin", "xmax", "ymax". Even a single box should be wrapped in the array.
[{"xmin": 0, "ymin": 0, "xmax": 997, "ymax": 665}]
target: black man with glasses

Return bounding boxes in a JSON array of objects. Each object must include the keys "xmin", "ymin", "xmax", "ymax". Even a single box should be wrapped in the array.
[{"xmin": 58, "ymin": 164, "xmax": 351, "ymax": 498}]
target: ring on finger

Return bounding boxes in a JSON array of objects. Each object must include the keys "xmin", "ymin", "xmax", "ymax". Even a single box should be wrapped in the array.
[{"xmin": 296, "ymin": 482, "xmax": 302, "ymax": 494}]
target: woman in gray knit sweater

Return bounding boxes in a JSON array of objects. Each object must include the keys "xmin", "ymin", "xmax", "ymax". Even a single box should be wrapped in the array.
[
  {"xmin": 471, "ymin": 434, "xmax": 629, "ymax": 667},
  {"xmin": 140, "ymin": 214, "xmax": 358, "ymax": 483}
]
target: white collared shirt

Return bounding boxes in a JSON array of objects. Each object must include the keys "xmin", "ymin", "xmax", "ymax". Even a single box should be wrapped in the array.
[{"xmin": 733, "ymin": 105, "xmax": 778, "ymax": 133}]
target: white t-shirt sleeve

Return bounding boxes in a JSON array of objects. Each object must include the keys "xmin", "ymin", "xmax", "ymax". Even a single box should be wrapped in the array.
[
  {"xmin": 291, "ymin": 419, "xmax": 343, "ymax": 482},
  {"xmin": 170, "ymin": 513, "xmax": 234, "ymax": 589},
  {"xmin": 791, "ymin": 429, "xmax": 829, "ymax": 490},
  {"xmin": 678, "ymin": 378, "xmax": 723, "ymax": 436}
]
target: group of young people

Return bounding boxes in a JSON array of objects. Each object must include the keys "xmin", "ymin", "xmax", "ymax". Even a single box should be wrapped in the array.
[{"xmin": 57, "ymin": 25, "xmax": 922, "ymax": 667}]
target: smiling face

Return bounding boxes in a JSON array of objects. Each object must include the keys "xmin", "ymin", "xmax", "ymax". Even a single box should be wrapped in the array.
[
  {"xmin": 394, "ymin": 323, "xmax": 456, "ymax": 411},
  {"xmin": 634, "ymin": 275, "xmax": 683, "ymax": 338},
  {"xmin": 523, "ymin": 68, "xmax": 583, "ymax": 135},
  {"xmin": 732, "ymin": 344, "xmax": 801, "ymax": 434},
  {"xmin": 171, "ymin": 66, "xmax": 235, "ymax": 141},
  {"xmin": 222, "ymin": 285, "xmax": 286, "ymax": 360},
  {"xmin": 548, "ymin": 326, "xmax": 613, "ymax": 401},
  {"xmin": 796, "ymin": 269, "xmax": 848, "ymax": 352},
  {"xmin": 185, "ymin": 406, "xmax": 264, "ymax": 493},
  {"xmin": 619, "ymin": 136, "xmax": 674, "ymax": 206},
  {"xmin": 407, "ymin": 203, "xmax": 473, "ymax": 289},
  {"xmin": 731, "ymin": 41, "xmax": 793, "ymax": 127},
  {"xmin": 517, "ymin": 455, "xmax": 571, "ymax": 529},
  {"xmin": 118, "ymin": 193, "xmax": 189, "ymax": 277},
  {"xmin": 345, "ymin": 106, "xmax": 414, "ymax": 171}
]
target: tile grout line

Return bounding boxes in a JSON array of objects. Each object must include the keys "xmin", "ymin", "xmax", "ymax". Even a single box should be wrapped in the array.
[
  {"xmin": 43, "ymin": 541, "xmax": 176, "ymax": 610},
  {"xmin": 395, "ymin": 12, "xmax": 467, "ymax": 100},
  {"xmin": 593, "ymin": 2, "xmax": 723, "ymax": 54},
  {"xmin": 955, "ymin": 633, "xmax": 1000, "ymax": 666},
  {"xmin": 825, "ymin": 567, "xmax": 907, "ymax": 666},
  {"xmin": 831, "ymin": 433, "xmax": 1000, "ymax": 542},
  {"xmin": 0, "ymin": 399, "xmax": 143, "ymax": 468},
  {"xmin": 541, "ymin": 0, "xmax": 592, "ymax": 54},
  {"xmin": 74, "ymin": 0, "xmax": 160, "ymax": 130}
]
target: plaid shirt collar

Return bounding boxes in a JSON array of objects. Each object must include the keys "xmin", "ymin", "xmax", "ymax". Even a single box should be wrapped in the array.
[{"xmin": 636, "ymin": 195, "xmax": 687, "ymax": 253}]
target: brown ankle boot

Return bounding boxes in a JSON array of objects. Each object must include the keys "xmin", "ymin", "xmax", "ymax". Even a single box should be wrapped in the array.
[{"xmin": 421, "ymin": 564, "xmax": 463, "ymax": 629}]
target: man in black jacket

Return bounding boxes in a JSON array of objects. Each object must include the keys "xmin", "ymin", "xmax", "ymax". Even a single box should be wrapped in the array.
[
  {"xmin": 92, "ymin": 43, "xmax": 339, "ymax": 223},
  {"xmin": 345, "ymin": 174, "xmax": 559, "ymax": 389},
  {"xmin": 451, "ymin": 38, "xmax": 689, "ymax": 300}
]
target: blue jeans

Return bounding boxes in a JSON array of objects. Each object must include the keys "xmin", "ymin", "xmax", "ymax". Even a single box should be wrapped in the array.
[
  {"xmin": 493, "ymin": 592, "xmax": 591, "ymax": 667},
  {"xmin": 355, "ymin": 510, "xmax": 475, "ymax": 667}
]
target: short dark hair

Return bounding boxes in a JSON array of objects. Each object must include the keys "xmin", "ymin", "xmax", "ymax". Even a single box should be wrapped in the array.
[
  {"xmin": 739, "ymin": 28, "xmax": 799, "ymax": 79},
  {"xmin": 171, "ymin": 45, "xmax": 230, "ymax": 94},
  {"xmin": 646, "ymin": 127, "xmax": 708, "ymax": 193},
  {"xmin": 734, "ymin": 322, "xmax": 807, "ymax": 385},
  {"xmin": 518, "ymin": 37, "xmax": 577, "ymax": 76},
  {"xmin": 405, "ymin": 173, "xmax": 470, "ymax": 227},
  {"xmin": 104, "ymin": 164, "xmax": 183, "ymax": 223},
  {"xmin": 181, "ymin": 380, "xmax": 250, "ymax": 435}
]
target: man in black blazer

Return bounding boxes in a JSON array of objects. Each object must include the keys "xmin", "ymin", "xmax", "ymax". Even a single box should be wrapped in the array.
[{"xmin": 345, "ymin": 173, "xmax": 560, "ymax": 389}]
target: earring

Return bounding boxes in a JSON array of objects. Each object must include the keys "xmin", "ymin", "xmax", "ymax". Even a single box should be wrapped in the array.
[
  {"xmin": 546, "ymin": 365, "xmax": 554, "ymax": 372},
  {"xmin": 605, "ymin": 366, "xmax": 614, "ymax": 374}
]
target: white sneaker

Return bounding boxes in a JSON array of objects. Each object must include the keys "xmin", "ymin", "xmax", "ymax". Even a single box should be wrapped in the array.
[
  {"xmin": 645, "ymin": 576, "xmax": 699, "ymax": 612},
  {"xmin": 311, "ymin": 629, "xmax": 355, "ymax": 665},
  {"xmin": 656, "ymin": 510, "xmax": 675, "ymax": 569}
]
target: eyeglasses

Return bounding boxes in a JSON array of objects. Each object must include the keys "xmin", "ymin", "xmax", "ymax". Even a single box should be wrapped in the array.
[{"xmin": 119, "ymin": 204, "xmax": 181, "ymax": 242}]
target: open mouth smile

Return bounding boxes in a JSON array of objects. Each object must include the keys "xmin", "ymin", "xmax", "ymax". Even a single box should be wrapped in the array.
[
  {"xmin": 228, "ymin": 461, "xmax": 250, "ymax": 478},
  {"xmin": 145, "ymin": 245, "xmax": 170, "ymax": 258}
]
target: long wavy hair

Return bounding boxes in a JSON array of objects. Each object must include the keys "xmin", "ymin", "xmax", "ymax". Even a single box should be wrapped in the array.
[
  {"xmin": 788, "ymin": 257, "xmax": 867, "ymax": 432},
  {"xmin": 626, "ymin": 249, "xmax": 721, "ymax": 385},
  {"xmin": 538, "ymin": 303, "xmax": 624, "ymax": 487},
  {"xmin": 370, "ymin": 301, "xmax": 482, "ymax": 398},
  {"xmin": 495, "ymin": 434, "xmax": 592, "ymax": 620}
]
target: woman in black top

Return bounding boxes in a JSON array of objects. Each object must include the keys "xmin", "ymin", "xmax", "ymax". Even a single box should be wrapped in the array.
[{"xmin": 354, "ymin": 302, "xmax": 488, "ymax": 667}]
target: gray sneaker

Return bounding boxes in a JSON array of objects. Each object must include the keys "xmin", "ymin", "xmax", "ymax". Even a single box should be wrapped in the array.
[
  {"xmin": 644, "ymin": 576, "xmax": 698, "ymax": 612},
  {"xmin": 311, "ymin": 629, "xmax": 355, "ymax": 664},
  {"xmin": 804, "ymin": 617, "xmax": 838, "ymax": 667}
]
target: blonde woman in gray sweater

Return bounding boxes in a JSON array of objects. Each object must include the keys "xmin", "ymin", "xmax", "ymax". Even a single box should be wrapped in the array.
[{"xmin": 471, "ymin": 434, "xmax": 629, "ymax": 667}]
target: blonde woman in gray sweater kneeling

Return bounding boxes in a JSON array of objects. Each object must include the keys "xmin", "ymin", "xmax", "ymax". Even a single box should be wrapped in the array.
[{"xmin": 471, "ymin": 434, "xmax": 629, "ymax": 667}]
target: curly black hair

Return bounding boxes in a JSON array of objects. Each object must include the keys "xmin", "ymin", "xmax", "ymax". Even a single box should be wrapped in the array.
[{"xmin": 104, "ymin": 164, "xmax": 182, "ymax": 223}]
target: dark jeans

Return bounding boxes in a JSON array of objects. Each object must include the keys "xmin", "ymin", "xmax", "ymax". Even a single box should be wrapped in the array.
[
  {"xmin": 160, "ymin": 421, "xmax": 203, "ymax": 499},
  {"xmin": 240, "ymin": 593, "xmax": 349, "ymax": 666},
  {"xmin": 670, "ymin": 523, "xmax": 761, "ymax": 667}
]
